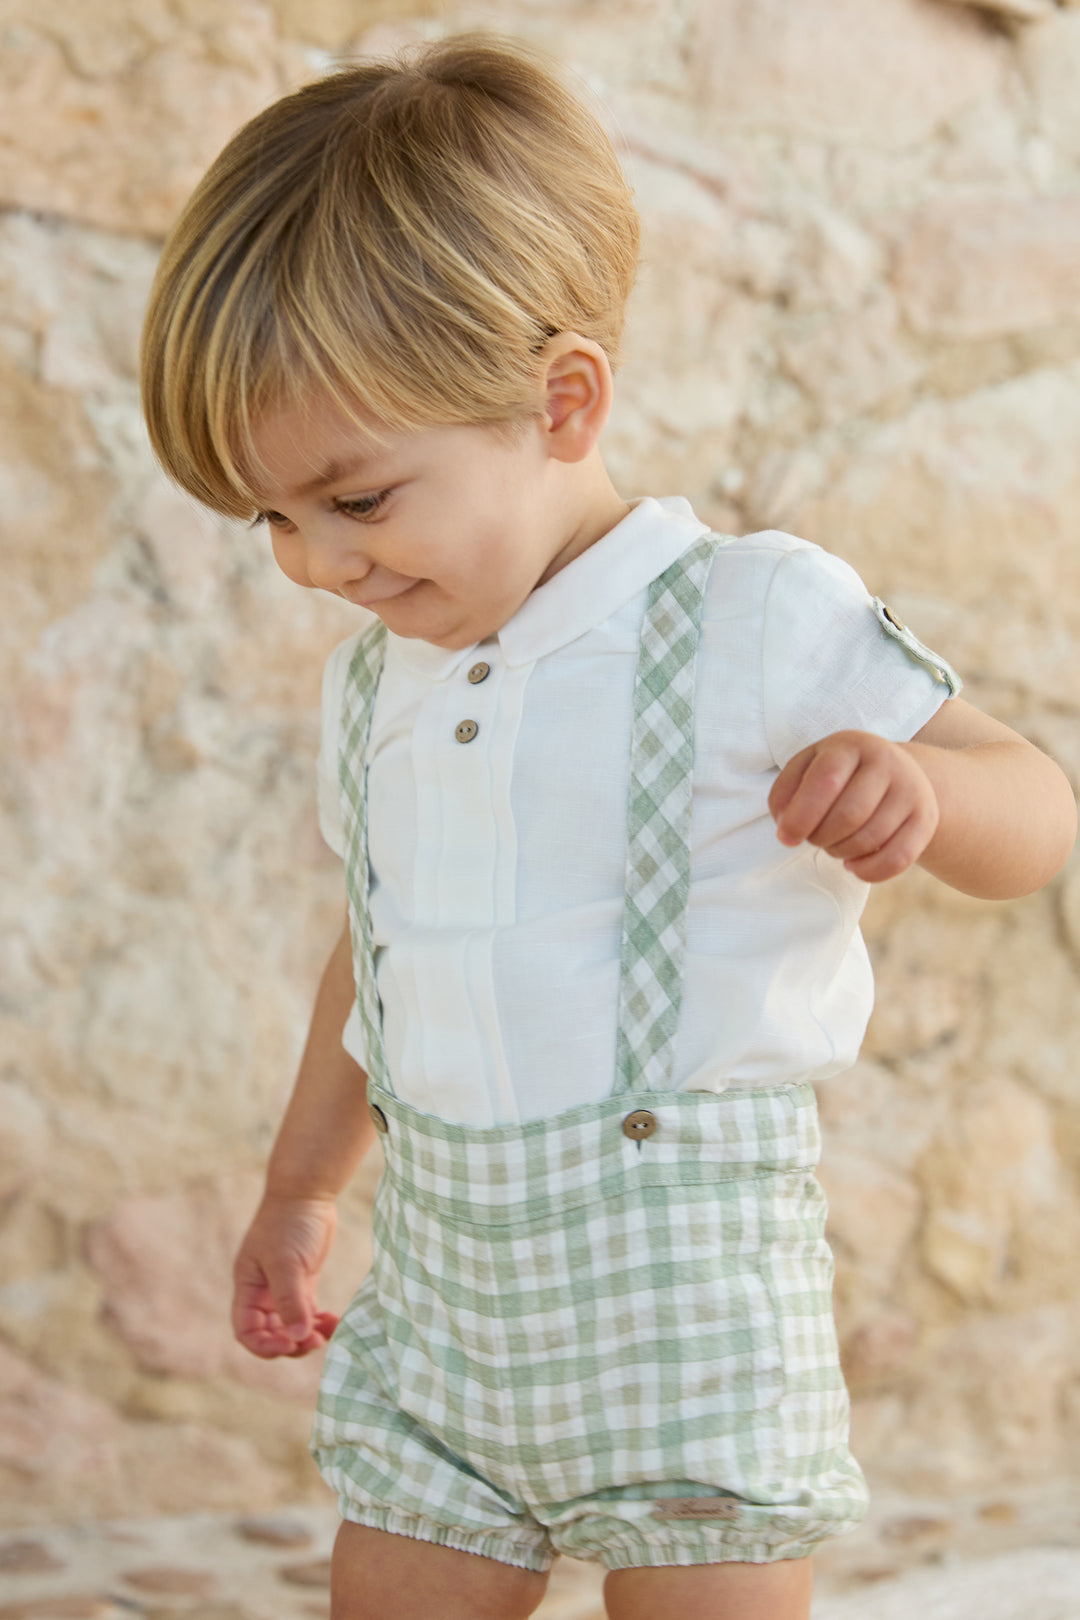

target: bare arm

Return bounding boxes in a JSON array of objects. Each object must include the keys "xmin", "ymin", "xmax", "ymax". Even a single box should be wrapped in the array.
[
  {"xmin": 769, "ymin": 698, "xmax": 1076, "ymax": 899},
  {"xmin": 902, "ymin": 699, "xmax": 1077, "ymax": 898},
  {"xmin": 264, "ymin": 914, "xmax": 377, "ymax": 1200},
  {"xmin": 232, "ymin": 913, "xmax": 377, "ymax": 1358}
]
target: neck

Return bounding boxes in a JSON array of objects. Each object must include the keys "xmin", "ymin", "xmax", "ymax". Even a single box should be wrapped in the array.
[{"xmin": 536, "ymin": 454, "xmax": 630, "ymax": 588}]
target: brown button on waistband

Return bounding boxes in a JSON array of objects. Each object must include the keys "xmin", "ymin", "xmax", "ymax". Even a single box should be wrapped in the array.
[
  {"xmin": 370, "ymin": 1103, "xmax": 389, "ymax": 1135},
  {"xmin": 467, "ymin": 661, "xmax": 491, "ymax": 684},
  {"xmin": 622, "ymin": 1108, "xmax": 657, "ymax": 1141},
  {"xmin": 455, "ymin": 719, "xmax": 479, "ymax": 743}
]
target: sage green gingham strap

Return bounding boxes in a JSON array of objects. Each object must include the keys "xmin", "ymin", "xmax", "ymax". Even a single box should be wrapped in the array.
[
  {"xmin": 338, "ymin": 618, "xmax": 391, "ymax": 1093},
  {"xmin": 614, "ymin": 535, "xmax": 723, "ymax": 1096}
]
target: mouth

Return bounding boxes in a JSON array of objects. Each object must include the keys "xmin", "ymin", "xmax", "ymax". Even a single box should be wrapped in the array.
[{"xmin": 342, "ymin": 577, "xmax": 419, "ymax": 608}]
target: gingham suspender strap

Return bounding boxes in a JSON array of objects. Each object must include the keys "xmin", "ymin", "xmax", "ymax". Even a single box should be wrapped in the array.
[
  {"xmin": 337, "ymin": 534, "xmax": 722, "ymax": 1101},
  {"xmin": 614, "ymin": 535, "xmax": 720, "ymax": 1096},
  {"xmin": 339, "ymin": 619, "xmax": 391, "ymax": 1093}
]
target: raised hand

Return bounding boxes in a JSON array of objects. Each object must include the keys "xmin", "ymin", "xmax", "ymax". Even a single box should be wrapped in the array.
[{"xmin": 768, "ymin": 730, "xmax": 939, "ymax": 884}]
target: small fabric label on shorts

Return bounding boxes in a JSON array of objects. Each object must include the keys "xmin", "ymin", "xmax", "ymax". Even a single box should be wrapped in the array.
[{"xmin": 651, "ymin": 1498, "xmax": 740, "ymax": 1520}]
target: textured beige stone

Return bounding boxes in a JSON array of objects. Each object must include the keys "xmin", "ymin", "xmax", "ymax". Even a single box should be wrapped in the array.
[
  {"xmin": 1061, "ymin": 858, "xmax": 1080, "ymax": 962},
  {"xmin": 692, "ymin": 0, "xmax": 1004, "ymax": 147},
  {"xmin": 8, "ymin": 0, "xmax": 177, "ymax": 78},
  {"xmin": 840, "ymin": 1312, "xmax": 920, "ymax": 1394},
  {"xmin": 0, "ymin": 1599, "xmax": 116, "ymax": 1619},
  {"xmin": 84, "ymin": 1177, "xmax": 274, "ymax": 1386},
  {"xmin": 816, "ymin": 1547, "xmax": 1080, "ymax": 1620},
  {"xmin": 815, "ymin": 1059, "xmax": 952, "ymax": 1179},
  {"xmin": 0, "ymin": 7, "xmax": 283, "ymax": 234},
  {"xmin": 819, "ymin": 1150, "xmax": 920, "ymax": 1282},
  {"xmin": 234, "ymin": 1515, "xmax": 313, "ymax": 1548},
  {"xmin": 978, "ymin": 902, "xmax": 1080, "ymax": 1106},
  {"xmin": 0, "ymin": 215, "xmax": 159, "ymax": 391},
  {"xmin": 120, "ymin": 1568, "xmax": 217, "ymax": 1596},
  {"xmin": 917, "ymin": 1074, "xmax": 1074, "ymax": 1306},
  {"xmin": 270, "ymin": 0, "xmax": 434, "ymax": 48},
  {"xmin": 900, "ymin": 1309, "xmax": 1070, "ymax": 1486},
  {"xmin": 0, "ymin": 366, "xmax": 115, "ymax": 665},
  {"xmin": 0, "ymin": 1082, "xmax": 48, "ymax": 1202},
  {"xmin": 781, "ymin": 295, "xmax": 920, "ymax": 425},
  {"xmin": 880, "ymin": 1513, "xmax": 955, "ymax": 1547},
  {"xmin": 0, "ymin": 1343, "xmax": 119, "ymax": 1488},
  {"xmin": 791, "ymin": 209, "xmax": 885, "ymax": 314},
  {"xmin": 140, "ymin": 1610, "xmax": 251, "ymax": 1620},
  {"xmin": 0, "ymin": 1540, "xmax": 64, "ymax": 1574},
  {"xmin": 604, "ymin": 148, "xmax": 758, "ymax": 497},
  {"xmin": 921, "ymin": 1207, "xmax": 1005, "ymax": 1304},
  {"xmin": 84, "ymin": 1176, "xmax": 371, "ymax": 1398},
  {"xmin": 894, "ymin": 195, "xmax": 1080, "ymax": 338},
  {"xmin": 0, "ymin": 1201, "xmax": 64, "ymax": 1297},
  {"xmin": 933, "ymin": 94, "xmax": 1031, "ymax": 186},
  {"xmin": 278, "ymin": 1558, "xmax": 331, "ymax": 1587},
  {"xmin": 939, "ymin": 0, "xmax": 1055, "ymax": 19},
  {"xmin": 109, "ymin": 1422, "xmax": 285, "ymax": 1521},
  {"xmin": 1020, "ymin": 12, "xmax": 1080, "ymax": 156},
  {"xmin": 785, "ymin": 365, "xmax": 1080, "ymax": 699},
  {"xmin": 862, "ymin": 954, "xmax": 982, "ymax": 1067}
]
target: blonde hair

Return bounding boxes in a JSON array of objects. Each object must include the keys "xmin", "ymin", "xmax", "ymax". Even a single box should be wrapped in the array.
[{"xmin": 140, "ymin": 32, "xmax": 640, "ymax": 518}]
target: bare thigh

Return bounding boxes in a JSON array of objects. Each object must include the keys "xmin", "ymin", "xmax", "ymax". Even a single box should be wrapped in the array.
[
  {"xmin": 604, "ymin": 1555, "xmax": 813, "ymax": 1620},
  {"xmin": 330, "ymin": 1521, "xmax": 550, "ymax": 1620}
]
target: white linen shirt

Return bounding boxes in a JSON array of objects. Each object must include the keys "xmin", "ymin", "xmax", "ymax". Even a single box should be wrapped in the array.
[{"xmin": 316, "ymin": 496, "xmax": 950, "ymax": 1126}]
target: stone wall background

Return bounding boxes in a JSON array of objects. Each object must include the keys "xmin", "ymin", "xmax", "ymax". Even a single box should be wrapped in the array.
[{"xmin": 2, "ymin": 0, "xmax": 1079, "ymax": 1526}]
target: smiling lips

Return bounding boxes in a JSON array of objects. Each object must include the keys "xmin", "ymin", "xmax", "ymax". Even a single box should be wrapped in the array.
[{"xmin": 343, "ymin": 576, "xmax": 419, "ymax": 608}]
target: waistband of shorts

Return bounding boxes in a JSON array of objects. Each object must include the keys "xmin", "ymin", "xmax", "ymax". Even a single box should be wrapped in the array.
[{"xmin": 366, "ymin": 1083, "xmax": 821, "ymax": 1226}]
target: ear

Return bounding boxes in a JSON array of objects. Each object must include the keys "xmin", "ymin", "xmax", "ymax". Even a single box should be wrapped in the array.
[{"xmin": 537, "ymin": 333, "xmax": 614, "ymax": 464}]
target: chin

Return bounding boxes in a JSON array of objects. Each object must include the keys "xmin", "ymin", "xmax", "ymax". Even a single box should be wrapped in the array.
[{"xmin": 378, "ymin": 592, "xmax": 477, "ymax": 649}]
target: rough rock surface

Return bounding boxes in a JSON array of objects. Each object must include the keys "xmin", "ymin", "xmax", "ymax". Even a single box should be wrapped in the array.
[{"xmin": 2, "ymin": 0, "xmax": 1079, "ymax": 1528}]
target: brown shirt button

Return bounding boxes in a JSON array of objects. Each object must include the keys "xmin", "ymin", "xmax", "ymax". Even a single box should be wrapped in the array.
[
  {"xmin": 467, "ymin": 661, "xmax": 491, "ymax": 684},
  {"xmin": 455, "ymin": 719, "xmax": 479, "ymax": 743},
  {"xmin": 622, "ymin": 1108, "xmax": 657, "ymax": 1141},
  {"xmin": 370, "ymin": 1103, "xmax": 389, "ymax": 1135}
]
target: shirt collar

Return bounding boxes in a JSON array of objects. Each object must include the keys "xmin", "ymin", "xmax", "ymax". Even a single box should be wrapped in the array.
[{"xmin": 390, "ymin": 496, "xmax": 711, "ymax": 681}]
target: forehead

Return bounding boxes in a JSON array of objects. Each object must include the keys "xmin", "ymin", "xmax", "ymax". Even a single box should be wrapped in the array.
[
  {"xmin": 243, "ymin": 397, "xmax": 527, "ymax": 504},
  {"xmin": 243, "ymin": 395, "xmax": 393, "ymax": 500}
]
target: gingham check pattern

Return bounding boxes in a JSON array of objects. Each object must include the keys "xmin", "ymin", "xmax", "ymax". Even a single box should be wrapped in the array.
[
  {"xmin": 338, "ymin": 618, "xmax": 390, "ymax": 1093},
  {"xmin": 315, "ymin": 538, "xmax": 869, "ymax": 1568},
  {"xmin": 615, "ymin": 537, "xmax": 718, "ymax": 1095},
  {"xmin": 313, "ymin": 1081, "xmax": 866, "ymax": 1564}
]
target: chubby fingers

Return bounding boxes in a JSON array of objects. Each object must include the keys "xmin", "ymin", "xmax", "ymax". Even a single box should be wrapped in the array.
[
  {"xmin": 770, "ymin": 737, "xmax": 866, "ymax": 848},
  {"xmin": 769, "ymin": 733, "xmax": 939, "ymax": 882},
  {"xmin": 233, "ymin": 1287, "xmax": 336, "ymax": 1359},
  {"xmin": 232, "ymin": 1260, "xmax": 333, "ymax": 1360}
]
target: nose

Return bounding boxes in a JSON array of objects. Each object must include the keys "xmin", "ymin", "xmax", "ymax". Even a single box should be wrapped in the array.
[{"xmin": 301, "ymin": 525, "xmax": 373, "ymax": 596}]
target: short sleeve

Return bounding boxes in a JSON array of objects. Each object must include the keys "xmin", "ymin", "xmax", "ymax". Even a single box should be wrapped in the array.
[
  {"xmin": 315, "ymin": 633, "xmax": 359, "ymax": 859},
  {"xmin": 761, "ymin": 541, "xmax": 957, "ymax": 769}
]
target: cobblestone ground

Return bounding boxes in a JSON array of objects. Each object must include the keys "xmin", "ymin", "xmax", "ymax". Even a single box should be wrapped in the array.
[{"xmin": 1, "ymin": 1482, "xmax": 1078, "ymax": 1619}]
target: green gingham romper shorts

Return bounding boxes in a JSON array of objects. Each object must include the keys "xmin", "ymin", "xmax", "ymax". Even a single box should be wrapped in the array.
[{"xmin": 311, "ymin": 536, "xmax": 870, "ymax": 1571}]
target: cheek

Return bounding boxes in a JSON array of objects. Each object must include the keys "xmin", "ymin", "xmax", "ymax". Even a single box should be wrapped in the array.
[{"xmin": 270, "ymin": 531, "xmax": 314, "ymax": 588}]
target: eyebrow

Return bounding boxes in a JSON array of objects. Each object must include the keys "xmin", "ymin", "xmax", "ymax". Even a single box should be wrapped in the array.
[{"xmin": 288, "ymin": 456, "xmax": 383, "ymax": 498}]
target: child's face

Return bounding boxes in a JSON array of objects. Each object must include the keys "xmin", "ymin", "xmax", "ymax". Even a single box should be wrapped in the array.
[{"xmin": 247, "ymin": 392, "xmax": 590, "ymax": 649}]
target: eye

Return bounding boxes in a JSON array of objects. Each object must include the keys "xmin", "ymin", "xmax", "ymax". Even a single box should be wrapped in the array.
[
  {"xmin": 249, "ymin": 510, "xmax": 294, "ymax": 531},
  {"xmin": 334, "ymin": 489, "xmax": 393, "ymax": 522}
]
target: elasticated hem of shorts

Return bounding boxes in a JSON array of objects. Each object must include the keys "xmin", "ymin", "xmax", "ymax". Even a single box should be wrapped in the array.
[
  {"xmin": 337, "ymin": 1502, "xmax": 555, "ymax": 1574},
  {"xmin": 592, "ymin": 1529, "xmax": 830, "ymax": 1570}
]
